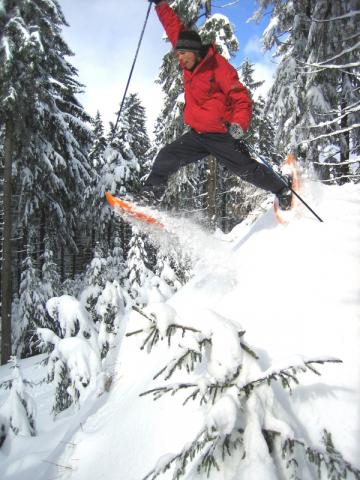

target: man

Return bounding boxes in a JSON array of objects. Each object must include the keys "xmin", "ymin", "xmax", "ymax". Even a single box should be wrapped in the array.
[{"xmin": 144, "ymin": 0, "xmax": 292, "ymax": 210}]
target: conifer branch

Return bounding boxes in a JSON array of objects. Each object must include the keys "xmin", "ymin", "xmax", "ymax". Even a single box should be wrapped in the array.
[
  {"xmin": 128, "ymin": 306, "xmax": 201, "ymax": 352},
  {"xmin": 278, "ymin": 429, "xmax": 360, "ymax": 480},
  {"xmin": 239, "ymin": 358, "xmax": 342, "ymax": 396},
  {"xmin": 142, "ymin": 427, "xmax": 240, "ymax": 480},
  {"xmin": 141, "ymin": 358, "xmax": 342, "ymax": 403}
]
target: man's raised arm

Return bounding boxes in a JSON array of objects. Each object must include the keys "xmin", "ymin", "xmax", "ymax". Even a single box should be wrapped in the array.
[{"xmin": 149, "ymin": 0, "xmax": 185, "ymax": 47}]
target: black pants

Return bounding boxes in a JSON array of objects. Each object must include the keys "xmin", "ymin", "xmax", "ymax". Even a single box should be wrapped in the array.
[{"xmin": 146, "ymin": 130, "xmax": 284, "ymax": 194}]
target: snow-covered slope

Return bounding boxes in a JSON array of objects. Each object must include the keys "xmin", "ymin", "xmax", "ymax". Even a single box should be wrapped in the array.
[{"xmin": 1, "ymin": 182, "xmax": 359, "ymax": 480}]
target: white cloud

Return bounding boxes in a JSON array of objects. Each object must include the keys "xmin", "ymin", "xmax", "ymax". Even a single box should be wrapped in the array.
[
  {"xmin": 252, "ymin": 61, "xmax": 277, "ymax": 98},
  {"xmin": 59, "ymin": 0, "xmax": 169, "ymax": 136},
  {"xmin": 242, "ymin": 35, "xmax": 278, "ymax": 98},
  {"xmin": 243, "ymin": 35, "xmax": 264, "ymax": 56}
]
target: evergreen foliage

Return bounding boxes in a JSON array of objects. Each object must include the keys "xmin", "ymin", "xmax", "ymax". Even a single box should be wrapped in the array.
[
  {"xmin": 254, "ymin": 0, "xmax": 360, "ymax": 182},
  {"xmin": 0, "ymin": 357, "xmax": 36, "ymax": 440},
  {"xmin": 15, "ymin": 245, "xmax": 48, "ymax": 357},
  {"xmin": 119, "ymin": 93, "xmax": 151, "ymax": 166},
  {"xmin": 0, "ymin": 0, "xmax": 95, "ymax": 362},
  {"xmin": 37, "ymin": 295, "xmax": 103, "ymax": 415},
  {"xmin": 80, "ymin": 244, "xmax": 108, "ymax": 322},
  {"xmin": 96, "ymin": 280, "xmax": 127, "ymax": 359},
  {"xmin": 126, "ymin": 226, "xmax": 154, "ymax": 305},
  {"xmin": 0, "ymin": 0, "xmax": 94, "ymax": 246},
  {"xmin": 89, "ymin": 111, "xmax": 107, "ymax": 173},
  {"xmin": 128, "ymin": 308, "xmax": 359, "ymax": 480}
]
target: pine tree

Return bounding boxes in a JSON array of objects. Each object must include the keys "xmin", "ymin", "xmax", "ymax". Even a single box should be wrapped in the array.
[
  {"xmin": 254, "ymin": 0, "xmax": 360, "ymax": 182},
  {"xmin": 0, "ymin": 0, "xmax": 94, "ymax": 243},
  {"xmin": 128, "ymin": 307, "xmax": 359, "ymax": 480},
  {"xmin": 40, "ymin": 239, "xmax": 60, "ymax": 301},
  {"xmin": 0, "ymin": 357, "xmax": 36, "ymax": 439},
  {"xmin": 105, "ymin": 236, "xmax": 127, "ymax": 284},
  {"xmin": 154, "ymin": 254, "xmax": 182, "ymax": 300},
  {"xmin": 0, "ymin": 0, "xmax": 94, "ymax": 362},
  {"xmin": 120, "ymin": 94, "xmax": 151, "ymax": 165},
  {"xmin": 90, "ymin": 111, "xmax": 107, "ymax": 173},
  {"xmin": 37, "ymin": 295, "xmax": 103, "ymax": 415},
  {"xmin": 126, "ymin": 226, "xmax": 153, "ymax": 306},
  {"xmin": 15, "ymin": 245, "xmax": 48, "ymax": 358},
  {"xmin": 92, "ymin": 118, "xmax": 142, "ymax": 251},
  {"xmin": 81, "ymin": 244, "xmax": 108, "ymax": 322},
  {"xmin": 96, "ymin": 280, "xmax": 127, "ymax": 359}
]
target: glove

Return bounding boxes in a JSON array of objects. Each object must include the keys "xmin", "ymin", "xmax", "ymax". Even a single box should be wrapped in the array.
[{"xmin": 228, "ymin": 122, "xmax": 244, "ymax": 140}]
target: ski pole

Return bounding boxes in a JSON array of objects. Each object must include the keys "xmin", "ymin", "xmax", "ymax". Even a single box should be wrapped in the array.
[
  {"xmin": 112, "ymin": 2, "xmax": 152, "ymax": 138},
  {"xmin": 256, "ymin": 151, "xmax": 324, "ymax": 223}
]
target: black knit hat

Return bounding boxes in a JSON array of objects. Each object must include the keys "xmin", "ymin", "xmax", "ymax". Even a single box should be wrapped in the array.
[{"xmin": 175, "ymin": 30, "xmax": 202, "ymax": 52}]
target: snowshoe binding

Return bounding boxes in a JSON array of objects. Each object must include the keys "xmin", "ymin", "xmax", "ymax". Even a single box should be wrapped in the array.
[{"xmin": 274, "ymin": 154, "xmax": 300, "ymax": 224}]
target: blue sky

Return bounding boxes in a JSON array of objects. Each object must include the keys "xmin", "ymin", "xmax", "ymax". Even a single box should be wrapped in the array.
[{"xmin": 58, "ymin": 0, "xmax": 276, "ymax": 135}]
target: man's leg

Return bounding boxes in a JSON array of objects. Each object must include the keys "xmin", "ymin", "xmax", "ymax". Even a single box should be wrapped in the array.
[
  {"xmin": 195, "ymin": 133, "xmax": 285, "ymax": 194},
  {"xmin": 145, "ymin": 131, "xmax": 209, "ymax": 188}
]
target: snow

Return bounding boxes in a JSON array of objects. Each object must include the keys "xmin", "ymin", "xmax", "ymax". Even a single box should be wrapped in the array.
[
  {"xmin": 1, "ymin": 182, "xmax": 360, "ymax": 479},
  {"xmin": 205, "ymin": 394, "xmax": 239, "ymax": 435}
]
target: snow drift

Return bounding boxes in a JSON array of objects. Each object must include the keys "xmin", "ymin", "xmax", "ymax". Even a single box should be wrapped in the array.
[{"xmin": 0, "ymin": 182, "xmax": 359, "ymax": 480}]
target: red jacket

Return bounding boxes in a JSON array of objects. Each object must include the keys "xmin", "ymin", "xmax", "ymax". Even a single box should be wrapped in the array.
[{"xmin": 156, "ymin": 3, "xmax": 252, "ymax": 134}]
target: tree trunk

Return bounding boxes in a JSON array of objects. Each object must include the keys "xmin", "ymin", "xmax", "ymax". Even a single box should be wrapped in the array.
[
  {"xmin": 203, "ymin": 0, "xmax": 218, "ymax": 230},
  {"xmin": 1, "ymin": 121, "xmax": 14, "ymax": 365},
  {"xmin": 207, "ymin": 155, "xmax": 217, "ymax": 229},
  {"xmin": 338, "ymin": 71, "xmax": 351, "ymax": 184}
]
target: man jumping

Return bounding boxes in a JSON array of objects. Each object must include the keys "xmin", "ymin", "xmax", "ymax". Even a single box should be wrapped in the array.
[{"xmin": 144, "ymin": 0, "xmax": 292, "ymax": 210}]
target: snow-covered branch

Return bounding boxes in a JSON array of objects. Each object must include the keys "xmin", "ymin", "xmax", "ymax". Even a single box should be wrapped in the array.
[
  {"xmin": 143, "ymin": 425, "xmax": 360, "ymax": 480},
  {"xmin": 322, "ymin": 173, "xmax": 360, "ymax": 183},
  {"xmin": 299, "ymin": 123, "xmax": 360, "ymax": 144},
  {"xmin": 311, "ymin": 10, "xmax": 360, "ymax": 23},
  {"xmin": 313, "ymin": 158, "xmax": 360, "ymax": 167},
  {"xmin": 141, "ymin": 357, "xmax": 342, "ymax": 404}
]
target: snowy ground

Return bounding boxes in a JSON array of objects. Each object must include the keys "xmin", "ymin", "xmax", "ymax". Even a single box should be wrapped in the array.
[{"xmin": 1, "ymin": 181, "xmax": 359, "ymax": 479}]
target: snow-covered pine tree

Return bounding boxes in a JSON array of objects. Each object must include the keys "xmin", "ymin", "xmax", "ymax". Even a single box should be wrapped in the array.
[
  {"xmin": 120, "ymin": 93, "xmax": 151, "ymax": 169},
  {"xmin": 91, "ymin": 112, "xmax": 142, "ymax": 255},
  {"xmin": 40, "ymin": 238, "xmax": 60, "ymax": 301},
  {"xmin": 126, "ymin": 226, "xmax": 154, "ymax": 306},
  {"xmin": 1, "ymin": 0, "xmax": 94, "ymax": 244},
  {"xmin": 239, "ymin": 59, "xmax": 279, "ymax": 165},
  {"xmin": 15, "ymin": 244, "xmax": 48, "ymax": 358},
  {"xmin": 128, "ymin": 306, "xmax": 359, "ymax": 480},
  {"xmin": 154, "ymin": 254, "xmax": 183, "ymax": 301},
  {"xmin": 38, "ymin": 295, "xmax": 103, "ymax": 415},
  {"xmin": 105, "ymin": 236, "xmax": 127, "ymax": 285},
  {"xmin": 96, "ymin": 280, "xmax": 127, "ymax": 360},
  {"xmin": 303, "ymin": 0, "xmax": 360, "ymax": 183},
  {"xmin": 90, "ymin": 111, "xmax": 107, "ymax": 173},
  {"xmin": 253, "ymin": 0, "xmax": 314, "ymax": 160},
  {"xmin": 80, "ymin": 244, "xmax": 108, "ymax": 322},
  {"xmin": 254, "ymin": 0, "xmax": 360, "ymax": 182},
  {"xmin": 0, "ymin": 0, "xmax": 94, "ymax": 362},
  {"xmin": 0, "ymin": 356, "xmax": 36, "ymax": 442}
]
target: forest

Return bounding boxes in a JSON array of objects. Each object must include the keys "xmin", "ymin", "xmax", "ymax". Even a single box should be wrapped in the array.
[{"xmin": 0, "ymin": 2, "xmax": 359, "ymax": 471}]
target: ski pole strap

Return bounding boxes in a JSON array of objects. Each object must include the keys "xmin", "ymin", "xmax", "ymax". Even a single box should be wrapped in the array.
[{"xmin": 112, "ymin": 2, "xmax": 152, "ymax": 137}]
